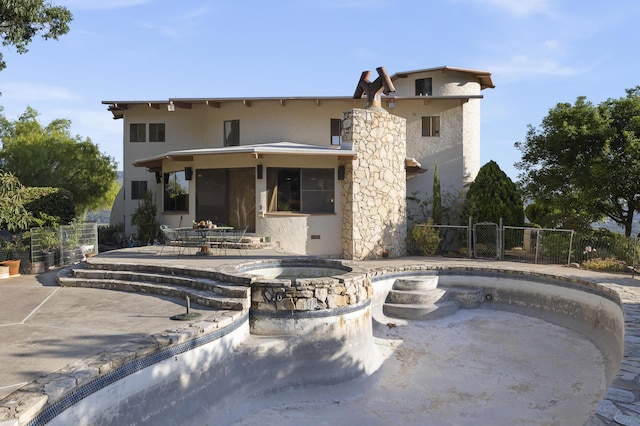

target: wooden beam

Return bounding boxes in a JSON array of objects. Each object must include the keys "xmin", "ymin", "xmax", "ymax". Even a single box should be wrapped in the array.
[
  {"xmin": 316, "ymin": 99, "xmax": 321, "ymax": 107},
  {"xmin": 353, "ymin": 70, "xmax": 370, "ymax": 99},
  {"xmin": 206, "ymin": 100, "xmax": 221, "ymax": 108},
  {"xmin": 243, "ymin": 100, "xmax": 252, "ymax": 107},
  {"xmin": 113, "ymin": 103, "xmax": 128, "ymax": 110},
  {"xmin": 376, "ymin": 66, "xmax": 395, "ymax": 95},
  {"xmin": 147, "ymin": 103, "xmax": 160, "ymax": 109},
  {"xmin": 173, "ymin": 102, "xmax": 192, "ymax": 109},
  {"xmin": 167, "ymin": 155, "xmax": 193, "ymax": 161},
  {"xmin": 280, "ymin": 99, "xmax": 286, "ymax": 107},
  {"xmin": 460, "ymin": 98, "xmax": 469, "ymax": 105},
  {"xmin": 338, "ymin": 154, "xmax": 357, "ymax": 161}
]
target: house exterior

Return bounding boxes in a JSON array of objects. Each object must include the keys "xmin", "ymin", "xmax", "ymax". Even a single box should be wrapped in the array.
[{"xmin": 103, "ymin": 66, "xmax": 494, "ymax": 260}]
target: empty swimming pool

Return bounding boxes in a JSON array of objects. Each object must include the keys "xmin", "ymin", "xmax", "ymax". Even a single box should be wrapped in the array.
[{"xmin": 42, "ymin": 266, "xmax": 625, "ymax": 425}]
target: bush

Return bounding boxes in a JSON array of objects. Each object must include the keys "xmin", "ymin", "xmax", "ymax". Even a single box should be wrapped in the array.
[
  {"xmin": 130, "ymin": 191, "xmax": 159, "ymax": 245},
  {"xmin": 23, "ymin": 186, "xmax": 75, "ymax": 226},
  {"xmin": 410, "ymin": 221, "xmax": 442, "ymax": 256},
  {"xmin": 582, "ymin": 257, "xmax": 628, "ymax": 273}
]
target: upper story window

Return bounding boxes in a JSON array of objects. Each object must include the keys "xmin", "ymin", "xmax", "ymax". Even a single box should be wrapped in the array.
[
  {"xmin": 224, "ymin": 119, "xmax": 240, "ymax": 147},
  {"xmin": 130, "ymin": 180, "xmax": 147, "ymax": 200},
  {"xmin": 415, "ymin": 78, "xmax": 433, "ymax": 96},
  {"xmin": 422, "ymin": 116, "xmax": 441, "ymax": 137},
  {"xmin": 267, "ymin": 168, "xmax": 335, "ymax": 214},
  {"xmin": 330, "ymin": 118, "xmax": 342, "ymax": 145},
  {"xmin": 163, "ymin": 170, "xmax": 189, "ymax": 212},
  {"xmin": 130, "ymin": 123, "xmax": 146, "ymax": 142},
  {"xmin": 149, "ymin": 123, "xmax": 165, "ymax": 142}
]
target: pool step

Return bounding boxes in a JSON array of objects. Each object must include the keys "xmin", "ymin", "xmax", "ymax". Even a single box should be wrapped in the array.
[
  {"xmin": 57, "ymin": 265, "xmax": 250, "ymax": 312},
  {"xmin": 383, "ymin": 276, "xmax": 483, "ymax": 320}
]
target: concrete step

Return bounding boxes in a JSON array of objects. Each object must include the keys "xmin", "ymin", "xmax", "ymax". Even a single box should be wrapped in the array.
[
  {"xmin": 386, "ymin": 288, "xmax": 449, "ymax": 305},
  {"xmin": 392, "ymin": 275, "xmax": 439, "ymax": 291},
  {"xmin": 58, "ymin": 275, "xmax": 249, "ymax": 311},
  {"xmin": 383, "ymin": 300, "xmax": 461, "ymax": 320},
  {"xmin": 71, "ymin": 268, "xmax": 249, "ymax": 299}
]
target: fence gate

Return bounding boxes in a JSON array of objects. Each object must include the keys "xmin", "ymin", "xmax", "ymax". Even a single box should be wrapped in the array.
[{"xmin": 473, "ymin": 222, "xmax": 499, "ymax": 259}]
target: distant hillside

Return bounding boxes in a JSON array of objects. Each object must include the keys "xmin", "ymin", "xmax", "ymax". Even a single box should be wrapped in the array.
[{"xmin": 85, "ymin": 171, "xmax": 123, "ymax": 224}]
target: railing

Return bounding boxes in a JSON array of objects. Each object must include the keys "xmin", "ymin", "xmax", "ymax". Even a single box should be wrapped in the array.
[{"xmin": 30, "ymin": 223, "xmax": 99, "ymax": 271}]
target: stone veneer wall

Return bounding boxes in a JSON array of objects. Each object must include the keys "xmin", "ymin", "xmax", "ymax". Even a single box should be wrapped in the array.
[{"xmin": 341, "ymin": 108, "xmax": 407, "ymax": 260}]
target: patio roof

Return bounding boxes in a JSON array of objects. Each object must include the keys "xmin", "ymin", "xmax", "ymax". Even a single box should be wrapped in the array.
[{"xmin": 133, "ymin": 142, "xmax": 358, "ymax": 171}]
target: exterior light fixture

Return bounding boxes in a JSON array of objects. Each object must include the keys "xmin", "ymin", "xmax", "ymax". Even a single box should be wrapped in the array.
[{"xmin": 167, "ymin": 102, "xmax": 175, "ymax": 112}]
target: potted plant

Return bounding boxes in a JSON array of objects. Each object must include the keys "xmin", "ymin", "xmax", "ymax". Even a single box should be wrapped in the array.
[
  {"xmin": 0, "ymin": 171, "xmax": 33, "ymax": 275},
  {"xmin": 39, "ymin": 227, "xmax": 61, "ymax": 269}
]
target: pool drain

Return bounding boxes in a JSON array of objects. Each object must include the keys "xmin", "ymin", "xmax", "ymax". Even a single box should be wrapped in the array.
[{"xmin": 484, "ymin": 293, "xmax": 494, "ymax": 301}]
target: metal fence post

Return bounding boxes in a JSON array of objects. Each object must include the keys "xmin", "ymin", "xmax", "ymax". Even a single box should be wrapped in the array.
[
  {"xmin": 567, "ymin": 230, "xmax": 574, "ymax": 266},
  {"xmin": 499, "ymin": 218, "xmax": 504, "ymax": 261},
  {"xmin": 468, "ymin": 216, "xmax": 472, "ymax": 258}
]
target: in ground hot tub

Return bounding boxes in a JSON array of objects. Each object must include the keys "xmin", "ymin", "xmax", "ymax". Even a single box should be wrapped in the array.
[{"xmin": 221, "ymin": 258, "xmax": 373, "ymax": 337}]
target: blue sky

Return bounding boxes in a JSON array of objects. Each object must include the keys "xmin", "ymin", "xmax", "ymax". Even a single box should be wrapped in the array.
[{"xmin": 0, "ymin": 0, "xmax": 638, "ymax": 180}]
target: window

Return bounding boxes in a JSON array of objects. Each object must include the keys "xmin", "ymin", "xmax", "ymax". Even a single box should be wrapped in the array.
[
  {"xmin": 163, "ymin": 171, "xmax": 189, "ymax": 211},
  {"xmin": 267, "ymin": 168, "xmax": 335, "ymax": 213},
  {"xmin": 149, "ymin": 123, "xmax": 165, "ymax": 142},
  {"xmin": 330, "ymin": 118, "xmax": 342, "ymax": 145},
  {"xmin": 130, "ymin": 180, "xmax": 147, "ymax": 200},
  {"xmin": 422, "ymin": 116, "xmax": 441, "ymax": 137},
  {"xmin": 415, "ymin": 78, "xmax": 433, "ymax": 96},
  {"xmin": 130, "ymin": 123, "xmax": 146, "ymax": 142},
  {"xmin": 224, "ymin": 120, "xmax": 240, "ymax": 146}
]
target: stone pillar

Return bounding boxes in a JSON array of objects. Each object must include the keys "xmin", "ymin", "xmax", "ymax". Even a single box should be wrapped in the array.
[{"xmin": 341, "ymin": 108, "xmax": 407, "ymax": 260}]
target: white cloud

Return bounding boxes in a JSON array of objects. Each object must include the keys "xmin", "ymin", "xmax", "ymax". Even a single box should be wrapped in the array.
[
  {"xmin": 296, "ymin": 0, "xmax": 387, "ymax": 8},
  {"xmin": 57, "ymin": 0, "xmax": 150, "ymax": 11},
  {"xmin": 458, "ymin": 0, "xmax": 550, "ymax": 17},
  {"xmin": 137, "ymin": 22, "xmax": 179, "ymax": 39},
  {"xmin": 2, "ymin": 82, "xmax": 80, "ymax": 104},
  {"xmin": 488, "ymin": 54, "xmax": 594, "ymax": 79}
]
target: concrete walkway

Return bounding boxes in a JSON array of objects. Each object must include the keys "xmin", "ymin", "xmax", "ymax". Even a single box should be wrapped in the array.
[{"xmin": 0, "ymin": 247, "xmax": 639, "ymax": 424}]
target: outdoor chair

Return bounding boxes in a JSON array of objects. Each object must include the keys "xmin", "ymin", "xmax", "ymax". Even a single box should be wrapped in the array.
[
  {"xmin": 222, "ymin": 225, "xmax": 249, "ymax": 255},
  {"xmin": 159, "ymin": 225, "xmax": 181, "ymax": 255}
]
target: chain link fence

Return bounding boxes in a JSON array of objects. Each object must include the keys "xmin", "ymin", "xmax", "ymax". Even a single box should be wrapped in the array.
[{"xmin": 411, "ymin": 221, "xmax": 640, "ymax": 272}]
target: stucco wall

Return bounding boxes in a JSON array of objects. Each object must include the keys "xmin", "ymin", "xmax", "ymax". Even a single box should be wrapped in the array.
[{"xmin": 341, "ymin": 108, "xmax": 407, "ymax": 260}]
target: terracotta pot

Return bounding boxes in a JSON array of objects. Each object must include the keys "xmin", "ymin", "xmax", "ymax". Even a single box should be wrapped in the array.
[{"xmin": 1, "ymin": 259, "xmax": 21, "ymax": 276}]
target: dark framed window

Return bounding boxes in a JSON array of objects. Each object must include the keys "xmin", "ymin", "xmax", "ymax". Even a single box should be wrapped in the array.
[
  {"xmin": 421, "ymin": 116, "xmax": 441, "ymax": 137},
  {"xmin": 130, "ymin": 180, "xmax": 147, "ymax": 200},
  {"xmin": 330, "ymin": 118, "xmax": 342, "ymax": 145},
  {"xmin": 130, "ymin": 123, "xmax": 146, "ymax": 142},
  {"xmin": 163, "ymin": 171, "xmax": 189, "ymax": 212},
  {"xmin": 149, "ymin": 123, "xmax": 165, "ymax": 142},
  {"xmin": 415, "ymin": 78, "xmax": 433, "ymax": 96},
  {"xmin": 224, "ymin": 119, "xmax": 240, "ymax": 146},
  {"xmin": 267, "ymin": 168, "xmax": 334, "ymax": 213}
]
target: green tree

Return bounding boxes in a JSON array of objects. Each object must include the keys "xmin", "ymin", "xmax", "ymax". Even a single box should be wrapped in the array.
[
  {"xmin": 515, "ymin": 88, "xmax": 640, "ymax": 236},
  {"xmin": 432, "ymin": 162, "xmax": 442, "ymax": 224},
  {"xmin": 463, "ymin": 160, "xmax": 523, "ymax": 225},
  {"xmin": 0, "ymin": 107, "xmax": 118, "ymax": 214},
  {"xmin": 0, "ymin": 170, "xmax": 31, "ymax": 231},
  {"xmin": 0, "ymin": 0, "xmax": 72, "ymax": 72}
]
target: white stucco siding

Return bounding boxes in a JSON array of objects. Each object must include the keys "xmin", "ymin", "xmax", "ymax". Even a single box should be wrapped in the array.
[
  {"xmin": 399, "ymin": 99, "xmax": 465, "ymax": 199},
  {"xmin": 392, "ymin": 70, "xmax": 481, "ymax": 97},
  {"xmin": 462, "ymin": 98, "xmax": 481, "ymax": 187}
]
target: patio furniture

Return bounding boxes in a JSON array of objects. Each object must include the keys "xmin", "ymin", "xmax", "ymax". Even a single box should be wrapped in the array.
[
  {"xmin": 159, "ymin": 225, "xmax": 180, "ymax": 255},
  {"xmin": 221, "ymin": 226, "xmax": 249, "ymax": 255}
]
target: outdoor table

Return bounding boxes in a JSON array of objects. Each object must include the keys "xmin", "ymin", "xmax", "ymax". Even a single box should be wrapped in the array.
[{"xmin": 178, "ymin": 227, "xmax": 233, "ymax": 254}]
